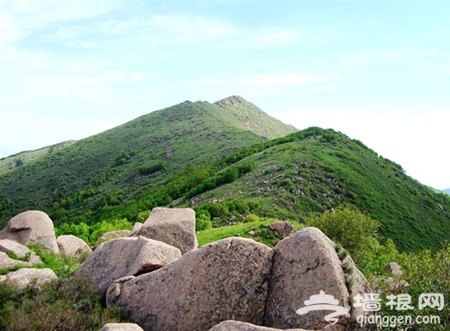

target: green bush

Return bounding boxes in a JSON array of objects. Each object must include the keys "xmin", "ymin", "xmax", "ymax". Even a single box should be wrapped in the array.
[
  {"xmin": 196, "ymin": 213, "xmax": 212, "ymax": 231},
  {"xmin": 0, "ymin": 277, "xmax": 123, "ymax": 330},
  {"xmin": 305, "ymin": 206, "xmax": 383, "ymax": 269},
  {"xmin": 244, "ymin": 213, "xmax": 260, "ymax": 223}
]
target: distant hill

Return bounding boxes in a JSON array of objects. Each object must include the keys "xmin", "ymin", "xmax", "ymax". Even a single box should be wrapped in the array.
[
  {"xmin": 172, "ymin": 128, "xmax": 450, "ymax": 252},
  {"xmin": 444, "ymin": 189, "xmax": 450, "ymax": 195},
  {"xmin": 0, "ymin": 141, "xmax": 75, "ymax": 176},
  {"xmin": 0, "ymin": 96, "xmax": 296, "ymax": 226}
]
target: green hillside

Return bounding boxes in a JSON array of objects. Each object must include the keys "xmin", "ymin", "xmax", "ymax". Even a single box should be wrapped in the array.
[
  {"xmin": 0, "ymin": 141, "xmax": 75, "ymax": 176},
  {"xmin": 0, "ymin": 96, "xmax": 296, "ymax": 227},
  {"xmin": 172, "ymin": 128, "xmax": 450, "ymax": 252}
]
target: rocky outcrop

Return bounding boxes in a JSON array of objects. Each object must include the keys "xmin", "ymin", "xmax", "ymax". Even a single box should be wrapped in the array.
[
  {"xmin": 98, "ymin": 230, "xmax": 131, "ymax": 243},
  {"xmin": 76, "ymin": 236, "xmax": 181, "ymax": 294},
  {"xmin": 0, "ymin": 251, "xmax": 30, "ymax": 269},
  {"xmin": 0, "ymin": 268, "xmax": 57, "ymax": 291},
  {"xmin": 129, "ymin": 222, "xmax": 143, "ymax": 236},
  {"xmin": 106, "ymin": 237, "xmax": 273, "ymax": 331},
  {"xmin": 0, "ymin": 239, "xmax": 42, "ymax": 265},
  {"xmin": 99, "ymin": 323, "xmax": 144, "ymax": 331},
  {"xmin": 264, "ymin": 227, "xmax": 371, "ymax": 330},
  {"xmin": 269, "ymin": 221, "xmax": 293, "ymax": 238},
  {"xmin": 135, "ymin": 207, "xmax": 197, "ymax": 254},
  {"xmin": 57, "ymin": 235, "xmax": 92, "ymax": 259},
  {"xmin": 384, "ymin": 262, "xmax": 403, "ymax": 276},
  {"xmin": 0, "ymin": 210, "xmax": 59, "ymax": 254},
  {"xmin": 209, "ymin": 320, "xmax": 316, "ymax": 331}
]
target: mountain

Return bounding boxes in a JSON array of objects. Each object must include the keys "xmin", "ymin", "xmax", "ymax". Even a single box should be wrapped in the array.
[
  {"xmin": 1, "ymin": 97, "xmax": 448, "ymax": 252},
  {"xmin": 171, "ymin": 128, "xmax": 450, "ymax": 252},
  {"xmin": 445, "ymin": 189, "xmax": 450, "ymax": 195},
  {"xmin": 0, "ymin": 96, "xmax": 296, "ymax": 227}
]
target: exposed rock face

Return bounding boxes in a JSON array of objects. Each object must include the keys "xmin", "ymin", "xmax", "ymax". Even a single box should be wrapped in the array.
[
  {"xmin": 57, "ymin": 235, "xmax": 92, "ymax": 259},
  {"xmin": 0, "ymin": 251, "xmax": 30, "ymax": 269},
  {"xmin": 98, "ymin": 230, "xmax": 131, "ymax": 243},
  {"xmin": 76, "ymin": 236, "xmax": 181, "ymax": 294},
  {"xmin": 0, "ymin": 210, "xmax": 59, "ymax": 253},
  {"xmin": 0, "ymin": 268, "xmax": 57, "ymax": 291},
  {"xmin": 99, "ymin": 323, "xmax": 144, "ymax": 331},
  {"xmin": 269, "ymin": 221, "xmax": 294, "ymax": 238},
  {"xmin": 384, "ymin": 262, "xmax": 403, "ymax": 276},
  {"xmin": 129, "ymin": 222, "xmax": 143, "ymax": 236},
  {"xmin": 264, "ymin": 227, "xmax": 371, "ymax": 330},
  {"xmin": 0, "ymin": 239, "xmax": 42, "ymax": 264},
  {"xmin": 208, "ymin": 320, "xmax": 316, "ymax": 331},
  {"xmin": 107, "ymin": 237, "xmax": 273, "ymax": 331},
  {"xmin": 135, "ymin": 207, "xmax": 197, "ymax": 254}
]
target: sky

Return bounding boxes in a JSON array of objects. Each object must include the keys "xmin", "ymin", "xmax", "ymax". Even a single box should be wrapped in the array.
[{"xmin": 0, "ymin": 0, "xmax": 449, "ymax": 189}]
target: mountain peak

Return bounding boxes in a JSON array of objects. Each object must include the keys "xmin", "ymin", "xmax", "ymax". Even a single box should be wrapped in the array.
[{"xmin": 214, "ymin": 95, "xmax": 247, "ymax": 108}]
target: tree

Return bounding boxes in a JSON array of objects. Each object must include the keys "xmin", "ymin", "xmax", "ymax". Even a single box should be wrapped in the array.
[{"xmin": 306, "ymin": 206, "xmax": 381, "ymax": 267}]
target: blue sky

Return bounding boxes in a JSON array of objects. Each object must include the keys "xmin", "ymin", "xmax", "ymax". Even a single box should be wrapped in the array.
[{"xmin": 0, "ymin": 0, "xmax": 449, "ymax": 189}]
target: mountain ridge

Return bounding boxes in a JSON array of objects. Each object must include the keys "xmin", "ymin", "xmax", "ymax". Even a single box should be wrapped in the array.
[
  {"xmin": 0, "ymin": 97, "xmax": 448, "ymax": 252},
  {"xmin": 0, "ymin": 96, "xmax": 296, "ymax": 225}
]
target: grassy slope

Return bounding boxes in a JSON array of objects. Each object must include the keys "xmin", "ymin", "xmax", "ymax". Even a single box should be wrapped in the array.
[
  {"xmin": 0, "ymin": 96, "xmax": 295, "ymax": 227},
  {"xmin": 181, "ymin": 128, "xmax": 450, "ymax": 252},
  {"xmin": 0, "ymin": 141, "xmax": 75, "ymax": 176}
]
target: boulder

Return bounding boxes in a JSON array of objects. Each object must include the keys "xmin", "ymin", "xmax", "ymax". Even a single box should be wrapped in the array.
[
  {"xmin": 0, "ymin": 210, "xmax": 59, "ymax": 254},
  {"xmin": 129, "ymin": 222, "xmax": 143, "ymax": 236},
  {"xmin": 107, "ymin": 237, "xmax": 273, "ymax": 331},
  {"xmin": 0, "ymin": 239, "xmax": 42, "ymax": 264},
  {"xmin": 0, "ymin": 251, "xmax": 30, "ymax": 269},
  {"xmin": 57, "ymin": 235, "xmax": 92, "ymax": 259},
  {"xmin": 264, "ymin": 227, "xmax": 371, "ymax": 330},
  {"xmin": 269, "ymin": 221, "xmax": 293, "ymax": 238},
  {"xmin": 135, "ymin": 207, "xmax": 197, "ymax": 254},
  {"xmin": 76, "ymin": 236, "xmax": 181, "ymax": 294},
  {"xmin": 0, "ymin": 268, "xmax": 57, "ymax": 291},
  {"xmin": 209, "ymin": 320, "xmax": 316, "ymax": 331},
  {"xmin": 98, "ymin": 230, "xmax": 131, "ymax": 243},
  {"xmin": 384, "ymin": 262, "xmax": 403, "ymax": 276},
  {"xmin": 99, "ymin": 323, "xmax": 144, "ymax": 331}
]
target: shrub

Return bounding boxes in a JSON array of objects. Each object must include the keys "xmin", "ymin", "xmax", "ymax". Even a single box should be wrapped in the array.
[
  {"xmin": 244, "ymin": 213, "xmax": 260, "ymax": 223},
  {"xmin": 0, "ymin": 277, "xmax": 123, "ymax": 330},
  {"xmin": 196, "ymin": 213, "xmax": 212, "ymax": 231},
  {"xmin": 305, "ymin": 206, "xmax": 382, "ymax": 268}
]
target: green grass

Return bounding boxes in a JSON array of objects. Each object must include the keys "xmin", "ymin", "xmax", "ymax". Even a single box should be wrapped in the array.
[{"xmin": 197, "ymin": 218, "xmax": 304, "ymax": 247}]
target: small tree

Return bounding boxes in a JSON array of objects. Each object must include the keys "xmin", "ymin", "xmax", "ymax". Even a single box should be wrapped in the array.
[{"xmin": 306, "ymin": 206, "xmax": 382, "ymax": 268}]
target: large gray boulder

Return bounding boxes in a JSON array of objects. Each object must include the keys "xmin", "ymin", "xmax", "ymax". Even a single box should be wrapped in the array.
[
  {"xmin": 76, "ymin": 236, "xmax": 181, "ymax": 294},
  {"xmin": 209, "ymin": 320, "xmax": 316, "ymax": 331},
  {"xmin": 107, "ymin": 237, "xmax": 273, "ymax": 331},
  {"xmin": 99, "ymin": 323, "xmax": 144, "ymax": 331},
  {"xmin": 0, "ymin": 210, "xmax": 59, "ymax": 254},
  {"xmin": 264, "ymin": 227, "xmax": 371, "ymax": 330},
  {"xmin": 57, "ymin": 235, "xmax": 92, "ymax": 259},
  {"xmin": 135, "ymin": 207, "xmax": 197, "ymax": 254},
  {"xmin": 0, "ymin": 239, "xmax": 42, "ymax": 265},
  {"xmin": 0, "ymin": 251, "xmax": 29, "ymax": 269},
  {"xmin": 0, "ymin": 268, "xmax": 57, "ymax": 291}
]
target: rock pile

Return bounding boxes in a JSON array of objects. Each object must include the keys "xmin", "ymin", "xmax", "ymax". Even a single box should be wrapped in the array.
[
  {"xmin": 1, "ymin": 207, "xmax": 373, "ymax": 331},
  {"xmin": 0, "ymin": 210, "xmax": 90, "ymax": 291}
]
